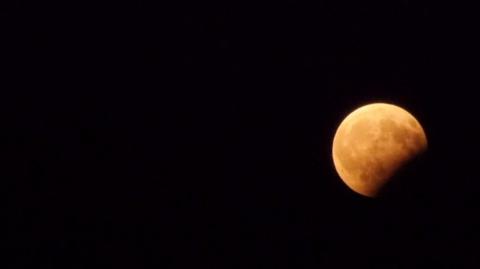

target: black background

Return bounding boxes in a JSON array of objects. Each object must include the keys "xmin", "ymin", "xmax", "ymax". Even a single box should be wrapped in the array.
[{"xmin": 3, "ymin": 0, "xmax": 479, "ymax": 268}]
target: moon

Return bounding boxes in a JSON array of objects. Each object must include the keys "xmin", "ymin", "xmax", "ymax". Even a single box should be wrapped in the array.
[{"xmin": 332, "ymin": 103, "xmax": 427, "ymax": 197}]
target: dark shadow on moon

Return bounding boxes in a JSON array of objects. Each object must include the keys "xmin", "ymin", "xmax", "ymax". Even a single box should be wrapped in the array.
[{"xmin": 377, "ymin": 150, "xmax": 430, "ymax": 202}]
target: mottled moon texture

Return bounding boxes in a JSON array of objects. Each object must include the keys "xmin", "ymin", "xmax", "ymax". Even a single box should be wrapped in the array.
[{"xmin": 332, "ymin": 103, "xmax": 427, "ymax": 197}]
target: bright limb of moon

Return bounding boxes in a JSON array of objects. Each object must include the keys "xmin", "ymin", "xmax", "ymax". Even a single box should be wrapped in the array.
[{"xmin": 332, "ymin": 103, "xmax": 427, "ymax": 197}]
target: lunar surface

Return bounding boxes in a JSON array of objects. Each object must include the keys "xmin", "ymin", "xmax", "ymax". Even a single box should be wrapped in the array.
[{"xmin": 332, "ymin": 103, "xmax": 427, "ymax": 197}]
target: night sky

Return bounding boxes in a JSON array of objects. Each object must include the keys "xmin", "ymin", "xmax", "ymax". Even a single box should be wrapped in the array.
[{"xmin": 3, "ymin": 0, "xmax": 479, "ymax": 268}]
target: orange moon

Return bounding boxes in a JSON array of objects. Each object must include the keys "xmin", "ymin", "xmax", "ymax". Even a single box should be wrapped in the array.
[{"xmin": 332, "ymin": 103, "xmax": 427, "ymax": 197}]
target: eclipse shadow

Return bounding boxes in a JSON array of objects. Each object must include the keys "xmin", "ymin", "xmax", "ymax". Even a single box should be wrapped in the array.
[{"xmin": 377, "ymin": 151, "xmax": 431, "ymax": 202}]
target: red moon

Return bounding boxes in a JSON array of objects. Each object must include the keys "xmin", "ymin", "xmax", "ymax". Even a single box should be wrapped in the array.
[{"xmin": 332, "ymin": 103, "xmax": 427, "ymax": 197}]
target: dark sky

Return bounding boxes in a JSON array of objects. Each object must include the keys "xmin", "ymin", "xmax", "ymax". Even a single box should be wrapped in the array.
[{"xmin": 3, "ymin": 0, "xmax": 479, "ymax": 268}]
